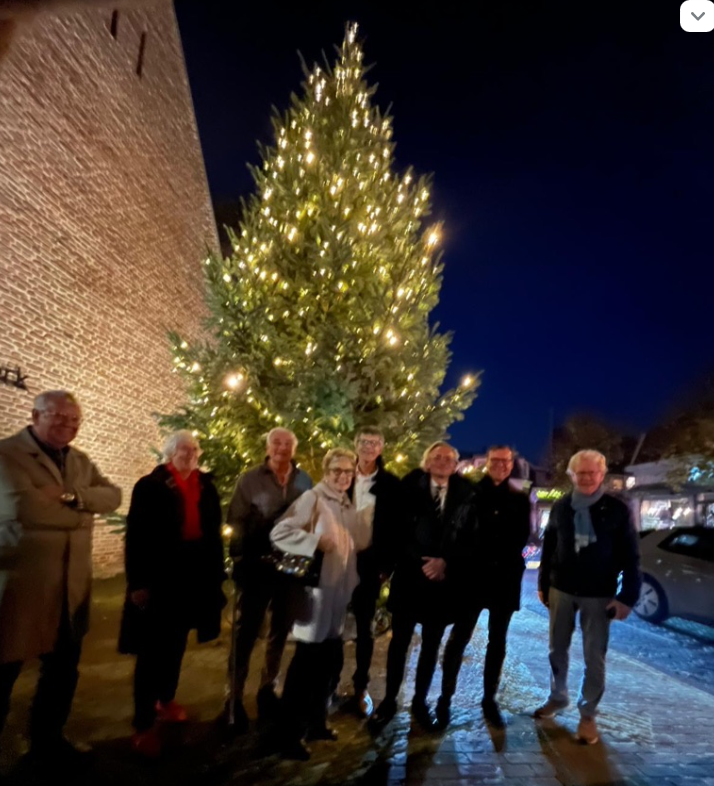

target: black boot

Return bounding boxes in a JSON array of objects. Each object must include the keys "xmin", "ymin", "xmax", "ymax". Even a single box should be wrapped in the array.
[
  {"xmin": 370, "ymin": 696, "xmax": 397, "ymax": 730},
  {"xmin": 434, "ymin": 695, "xmax": 451, "ymax": 730},
  {"xmin": 280, "ymin": 739, "xmax": 311, "ymax": 761},
  {"xmin": 305, "ymin": 724, "xmax": 338, "ymax": 742},
  {"xmin": 410, "ymin": 697, "xmax": 435, "ymax": 731},
  {"xmin": 257, "ymin": 686, "xmax": 280, "ymax": 721},
  {"xmin": 481, "ymin": 698, "xmax": 505, "ymax": 729}
]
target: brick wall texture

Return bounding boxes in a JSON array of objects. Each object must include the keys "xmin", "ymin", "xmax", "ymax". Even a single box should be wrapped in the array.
[{"xmin": 0, "ymin": 1, "xmax": 218, "ymax": 575}]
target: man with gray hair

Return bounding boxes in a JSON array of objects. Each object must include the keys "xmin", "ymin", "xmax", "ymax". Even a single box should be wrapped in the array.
[
  {"xmin": 534, "ymin": 449, "xmax": 641, "ymax": 744},
  {"xmin": 372, "ymin": 441, "xmax": 474, "ymax": 730},
  {"xmin": 0, "ymin": 390, "xmax": 121, "ymax": 765},
  {"xmin": 227, "ymin": 428, "xmax": 312, "ymax": 732}
]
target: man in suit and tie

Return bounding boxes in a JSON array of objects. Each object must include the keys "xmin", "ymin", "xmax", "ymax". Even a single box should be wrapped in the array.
[
  {"xmin": 0, "ymin": 390, "xmax": 121, "ymax": 765},
  {"xmin": 371, "ymin": 442, "xmax": 473, "ymax": 730}
]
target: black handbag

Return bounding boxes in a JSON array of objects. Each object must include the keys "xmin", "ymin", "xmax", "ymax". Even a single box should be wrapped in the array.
[{"xmin": 261, "ymin": 493, "xmax": 324, "ymax": 587}]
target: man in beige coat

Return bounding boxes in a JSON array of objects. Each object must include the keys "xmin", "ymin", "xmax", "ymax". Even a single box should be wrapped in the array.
[{"xmin": 0, "ymin": 390, "xmax": 121, "ymax": 764}]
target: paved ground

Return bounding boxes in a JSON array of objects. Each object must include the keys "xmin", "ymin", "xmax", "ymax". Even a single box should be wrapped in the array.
[{"xmin": 2, "ymin": 571, "xmax": 714, "ymax": 785}]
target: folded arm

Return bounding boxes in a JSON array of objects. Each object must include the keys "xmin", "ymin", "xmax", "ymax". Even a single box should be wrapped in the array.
[
  {"xmin": 0, "ymin": 455, "xmax": 84, "ymax": 530},
  {"xmin": 73, "ymin": 461, "xmax": 121, "ymax": 514}
]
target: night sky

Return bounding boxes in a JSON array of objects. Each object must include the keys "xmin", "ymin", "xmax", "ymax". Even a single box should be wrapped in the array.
[{"xmin": 174, "ymin": 2, "xmax": 714, "ymax": 464}]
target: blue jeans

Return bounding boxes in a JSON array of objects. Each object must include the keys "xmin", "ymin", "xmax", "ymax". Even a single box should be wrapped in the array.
[{"xmin": 547, "ymin": 587, "xmax": 611, "ymax": 719}]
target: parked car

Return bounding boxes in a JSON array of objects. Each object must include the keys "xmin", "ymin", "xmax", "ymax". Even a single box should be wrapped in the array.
[{"xmin": 634, "ymin": 527, "xmax": 714, "ymax": 625}]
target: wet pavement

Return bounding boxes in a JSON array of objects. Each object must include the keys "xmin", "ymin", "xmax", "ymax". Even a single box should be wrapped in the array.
[{"xmin": 1, "ymin": 571, "xmax": 714, "ymax": 785}]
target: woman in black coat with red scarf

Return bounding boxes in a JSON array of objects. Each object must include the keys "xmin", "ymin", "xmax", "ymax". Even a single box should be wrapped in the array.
[{"xmin": 118, "ymin": 431, "xmax": 225, "ymax": 757}]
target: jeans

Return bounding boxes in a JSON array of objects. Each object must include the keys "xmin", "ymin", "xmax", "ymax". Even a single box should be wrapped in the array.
[{"xmin": 547, "ymin": 586, "xmax": 611, "ymax": 719}]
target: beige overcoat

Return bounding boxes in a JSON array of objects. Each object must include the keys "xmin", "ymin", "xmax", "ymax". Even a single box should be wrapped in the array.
[{"xmin": 0, "ymin": 428, "xmax": 121, "ymax": 663}]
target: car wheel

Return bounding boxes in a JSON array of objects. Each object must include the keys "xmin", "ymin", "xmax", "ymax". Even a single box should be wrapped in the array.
[{"xmin": 634, "ymin": 575, "xmax": 669, "ymax": 623}]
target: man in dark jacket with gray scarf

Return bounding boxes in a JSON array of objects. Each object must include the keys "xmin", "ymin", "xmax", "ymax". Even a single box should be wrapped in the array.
[{"xmin": 534, "ymin": 449, "xmax": 641, "ymax": 745}]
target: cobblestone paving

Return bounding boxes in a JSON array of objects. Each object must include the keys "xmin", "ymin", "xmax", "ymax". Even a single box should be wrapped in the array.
[{"xmin": 2, "ymin": 574, "xmax": 713, "ymax": 785}]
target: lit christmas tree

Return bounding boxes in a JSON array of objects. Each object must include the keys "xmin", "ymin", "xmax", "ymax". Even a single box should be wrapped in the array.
[{"xmin": 163, "ymin": 23, "xmax": 479, "ymax": 484}]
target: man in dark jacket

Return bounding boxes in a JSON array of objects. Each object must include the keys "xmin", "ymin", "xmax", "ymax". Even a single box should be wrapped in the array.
[
  {"xmin": 335, "ymin": 427, "xmax": 402, "ymax": 718},
  {"xmin": 227, "ymin": 428, "xmax": 312, "ymax": 732},
  {"xmin": 371, "ymin": 442, "xmax": 474, "ymax": 731},
  {"xmin": 534, "ymin": 449, "xmax": 641, "ymax": 745},
  {"xmin": 436, "ymin": 445, "xmax": 530, "ymax": 729}
]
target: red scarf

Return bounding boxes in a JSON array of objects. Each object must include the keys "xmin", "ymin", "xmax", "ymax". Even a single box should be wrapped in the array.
[{"xmin": 167, "ymin": 463, "xmax": 202, "ymax": 541}]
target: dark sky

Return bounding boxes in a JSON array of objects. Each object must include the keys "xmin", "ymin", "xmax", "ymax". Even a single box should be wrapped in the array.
[{"xmin": 174, "ymin": 1, "xmax": 714, "ymax": 464}]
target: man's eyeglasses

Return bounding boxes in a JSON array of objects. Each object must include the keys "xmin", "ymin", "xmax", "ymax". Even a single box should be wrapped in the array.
[
  {"xmin": 489, "ymin": 458, "xmax": 513, "ymax": 465},
  {"xmin": 357, "ymin": 439, "xmax": 382, "ymax": 448},
  {"xmin": 40, "ymin": 410, "xmax": 82, "ymax": 426},
  {"xmin": 329, "ymin": 468, "xmax": 354, "ymax": 477}
]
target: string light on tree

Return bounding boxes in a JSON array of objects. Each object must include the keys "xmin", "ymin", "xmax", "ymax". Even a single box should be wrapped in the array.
[
  {"xmin": 225, "ymin": 372, "xmax": 244, "ymax": 390},
  {"xmin": 461, "ymin": 374, "xmax": 476, "ymax": 389},
  {"xmin": 160, "ymin": 21, "xmax": 480, "ymax": 486}
]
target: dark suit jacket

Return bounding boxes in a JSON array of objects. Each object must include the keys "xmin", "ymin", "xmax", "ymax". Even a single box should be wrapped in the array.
[
  {"xmin": 388, "ymin": 469, "xmax": 474, "ymax": 624},
  {"xmin": 349, "ymin": 460, "xmax": 403, "ymax": 585},
  {"xmin": 451, "ymin": 475, "xmax": 531, "ymax": 614}
]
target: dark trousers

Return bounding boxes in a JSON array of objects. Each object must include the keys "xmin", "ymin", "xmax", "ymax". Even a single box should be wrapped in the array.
[
  {"xmin": 384, "ymin": 609, "xmax": 447, "ymax": 704},
  {"xmin": 0, "ymin": 615, "xmax": 83, "ymax": 744},
  {"xmin": 232, "ymin": 570, "xmax": 291, "ymax": 700},
  {"xmin": 441, "ymin": 606, "xmax": 514, "ymax": 702},
  {"xmin": 330, "ymin": 576, "xmax": 380, "ymax": 696},
  {"xmin": 352, "ymin": 577, "xmax": 380, "ymax": 692},
  {"xmin": 133, "ymin": 613, "xmax": 190, "ymax": 731},
  {"xmin": 280, "ymin": 639, "xmax": 342, "ymax": 743}
]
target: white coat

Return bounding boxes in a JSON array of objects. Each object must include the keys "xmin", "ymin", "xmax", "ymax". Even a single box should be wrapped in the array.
[{"xmin": 271, "ymin": 480, "xmax": 369, "ymax": 643}]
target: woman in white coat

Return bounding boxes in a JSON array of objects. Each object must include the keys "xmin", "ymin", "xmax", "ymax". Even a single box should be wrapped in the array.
[{"xmin": 270, "ymin": 447, "xmax": 368, "ymax": 760}]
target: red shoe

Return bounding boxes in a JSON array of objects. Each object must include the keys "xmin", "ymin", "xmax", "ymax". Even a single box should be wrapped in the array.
[
  {"xmin": 155, "ymin": 700, "xmax": 188, "ymax": 723},
  {"xmin": 132, "ymin": 727, "xmax": 161, "ymax": 758}
]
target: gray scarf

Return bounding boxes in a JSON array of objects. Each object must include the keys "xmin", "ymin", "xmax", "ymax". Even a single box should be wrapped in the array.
[{"xmin": 571, "ymin": 487, "xmax": 605, "ymax": 553}]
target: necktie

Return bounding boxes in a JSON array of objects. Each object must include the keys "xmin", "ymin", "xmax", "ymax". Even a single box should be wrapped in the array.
[{"xmin": 433, "ymin": 485, "xmax": 445, "ymax": 518}]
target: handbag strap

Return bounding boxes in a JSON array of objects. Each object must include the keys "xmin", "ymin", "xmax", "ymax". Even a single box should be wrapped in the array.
[{"xmin": 307, "ymin": 490, "xmax": 320, "ymax": 534}]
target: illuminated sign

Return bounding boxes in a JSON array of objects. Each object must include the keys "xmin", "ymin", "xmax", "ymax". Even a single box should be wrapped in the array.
[{"xmin": 535, "ymin": 488, "xmax": 564, "ymax": 501}]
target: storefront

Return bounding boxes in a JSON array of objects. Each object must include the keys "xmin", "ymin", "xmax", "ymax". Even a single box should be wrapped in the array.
[
  {"xmin": 531, "ymin": 488, "xmax": 564, "ymax": 538},
  {"xmin": 625, "ymin": 459, "xmax": 714, "ymax": 531},
  {"xmin": 627, "ymin": 485, "xmax": 714, "ymax": 531}
]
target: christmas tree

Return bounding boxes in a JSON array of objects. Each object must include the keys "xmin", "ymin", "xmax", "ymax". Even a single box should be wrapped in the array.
[{"xmin": 163, "ymin": 23, "xmax": 479, "ymax": 484}]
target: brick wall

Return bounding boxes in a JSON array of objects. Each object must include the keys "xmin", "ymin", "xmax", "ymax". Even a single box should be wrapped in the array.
[
  {"xmin": 0, "ymin": 1, "xmax": 218, "ymax": 575},
  {"xmin": 92, "ymin": 519, "xmax": 127, "ymax": 578}
]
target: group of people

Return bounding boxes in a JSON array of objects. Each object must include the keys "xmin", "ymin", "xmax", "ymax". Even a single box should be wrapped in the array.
[{"xmin": 0, "ymin": 388, "xmax": 642, "ymax": 771}]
